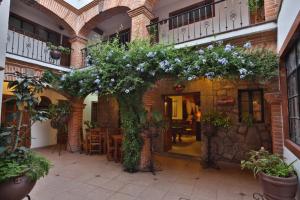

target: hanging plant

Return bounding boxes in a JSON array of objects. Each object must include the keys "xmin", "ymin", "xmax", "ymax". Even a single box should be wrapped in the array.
[{"xmin": 248, "ymin": 0, "xmax": 264, "ymax": 12}]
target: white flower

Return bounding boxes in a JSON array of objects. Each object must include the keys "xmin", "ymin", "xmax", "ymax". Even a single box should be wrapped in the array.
[
  {"xmin": 218, "ymin": 58, "xmax": 228, "ymax": 65},
  {"xmin": 94, "ymin": 79, "xmax": 101, "ymax": 84},
  {"xmin": 111, "ymin": 78, "xmax": 115, "ymax": 82},
  {"xmin": 60, "ymin": 74, "xmax": 66, "ymax": 81},
  {"xmin": 125, "ymin": 89, "xmax": 130, "ymax": 94},
  {"xmin": 126, "ymin": 64, "xmax": 131, "ymax": 67},
  {"xmin": 188, "ymin": 75, "xmax": 197, "ymax": 81},
  {"xmin": 205, "ymin": 72, "xmax": 215, "ymax": 79},
  {"xmin": 243, "ymin": 42, "xmax": 252, "ymax": 49},
  {"xmin": 147, "ymin": 52, "xmax": 157, "ymax": 58},
  {"xmin": 239, "ymin": 68, "xmax": 248, "ymax": 79},
  {"xmin": 150, "ymin": 71, "xmax": 156, "ymax": 76},
  {"xmin": 207, "ymin": 45, "xmax": 214, "ymax": 50},
  {"xmin": 79, "ymin": 80, "xmax": 83, "ymax": 85},
  {"xmin": 217, "ymin": 40, "xmax": 223, "ymax": 45},
  {"xmin": 175, "ymin": 58, "xmax": 181, "ymax": 63},
  {"xmin": 198, "ymin": 49, "xmax": 205, "ymax": 54},
  {"xmin": 232, "ymin": 52, "xmax": 239, "ymax": 57},
  {"xmin": 224, "ymin": 44, "xmax": 233, "ymax": 52},
  {"xmin": 159, "ymin": 60, "xmax": 170, "ymax": 69},
  {"xmin": 194, "ymin": 65, "xmax": 200, "ymax": 70}
]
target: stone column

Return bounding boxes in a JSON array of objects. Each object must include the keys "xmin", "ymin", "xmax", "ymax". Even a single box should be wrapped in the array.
[
  {"xmin": 264, "ymin": 0, "xmax": 280, "ymax": 21},
  {"xmin": 68, "ymin": 98, "xmax": 85, "ymax": 152},
  {"xmin": 128, "ymin": 6, "xmax": 154, "ymax": 41},
  {"xmin": 265, "ymin": 93, "xmax": 284, "ymax": 155},
  {"xmin": 69, "ymin": 36, "xmax": 87, "ymax": 69}
]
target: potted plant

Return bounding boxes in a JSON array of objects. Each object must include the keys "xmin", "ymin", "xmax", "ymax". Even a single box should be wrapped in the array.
[
  {"xmin": 201, "ymin": 111, "xmax": 231, "ymax": 168},
  {"xmin": 241, "ymin": 148, "xmax": 298, "ymax": 200},
  {"xmin": 49, "ymin": 102, "xmax": 71, "ymax": 155},
  {"xmin": 47, "ymin": 42, "xmax": 71, "ymax": 60},
  {"xmin": 0, "ymin": 72, "xmax": 51, "ymax": 200},
  {"xmin": 248, "ymin": 0, "xmax": 265, "ymax": 24},
  {"xmin": 202, "ymin": 111, "xmax": 231, "ymax": 137}
]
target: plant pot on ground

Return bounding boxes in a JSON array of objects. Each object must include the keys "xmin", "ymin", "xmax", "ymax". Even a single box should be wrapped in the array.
[
  {"xmin": 0, "ymin": 72, "xmax": 51, "ymax": 200},
  {"xmin": 242, "ymin": 148, "xmax": 298, "ymax": 200}
]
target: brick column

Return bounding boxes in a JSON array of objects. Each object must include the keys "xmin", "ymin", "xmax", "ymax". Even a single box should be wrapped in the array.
[
  {"xmin": 265, "ymin": 93, "xmax": 284, "ymax": 155},
  {"xmin": 264, "ymin": 0, "xmax": 280, "ymax": 21},
  {"xmin": 69, "ymin": 36, "xmax": 87, "ymax": 69},
  {"xmin": 128, "ymin": 6, "xmax": 154, "ymax": 41},
  {"xmin": 68, "ymin": 98, "xmax": 85, "ymax": 152}
]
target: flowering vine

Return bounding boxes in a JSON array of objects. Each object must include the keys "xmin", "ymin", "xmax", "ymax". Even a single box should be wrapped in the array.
[{"xmin": 43, "ymin": 39, "xmax": 278, "ymax": 172}]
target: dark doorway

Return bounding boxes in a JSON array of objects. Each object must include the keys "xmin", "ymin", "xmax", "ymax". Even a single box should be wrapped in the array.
[{"xmin": 163, "ymin": 92, "xmax": 202, "ymax": 157}]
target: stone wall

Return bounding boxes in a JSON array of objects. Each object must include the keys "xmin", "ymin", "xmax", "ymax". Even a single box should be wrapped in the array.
[{"xmin": 145, "ymin": 78, "xmax": 278, "ymax": 162}]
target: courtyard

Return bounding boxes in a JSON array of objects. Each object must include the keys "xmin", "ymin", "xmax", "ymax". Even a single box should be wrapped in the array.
[{"xmin": 26, "ymin": 148, "xmax": 260, "ymax": 200}]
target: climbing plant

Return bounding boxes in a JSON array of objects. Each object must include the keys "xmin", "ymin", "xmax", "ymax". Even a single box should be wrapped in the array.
[{"xmin": 43, "ymin": 39, "xmax": 278, "ymax": 172}]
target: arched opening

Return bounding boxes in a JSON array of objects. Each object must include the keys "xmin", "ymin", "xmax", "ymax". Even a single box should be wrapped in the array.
[{"xmin": 79, "ymin": 6, "xmax": 131, "ymax": 40}]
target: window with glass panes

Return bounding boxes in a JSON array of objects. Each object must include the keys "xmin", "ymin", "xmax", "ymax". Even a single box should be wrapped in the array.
[
  {"xmin": 286, "ymin": 38, "xmax": 300, "ymax": 145},
  {"xmin": 238, "ymin": 89, "xmax": 264, "ymax": 123}
]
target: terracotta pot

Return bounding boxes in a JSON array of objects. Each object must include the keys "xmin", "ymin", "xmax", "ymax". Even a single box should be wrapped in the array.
[
  {"xmin": 50, "ymin": 50, "xmax": 62, "ymax": 60},
  {"xmin": 0, "ymin": 175, "xmax": 36, "ymax": 200},
  {"xmin": 259, "ymin": 173, "xmax": 298, "ymax": 200}
]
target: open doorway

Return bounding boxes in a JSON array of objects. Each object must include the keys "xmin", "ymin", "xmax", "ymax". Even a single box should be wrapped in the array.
[{"xmin": 163, "ymin": 92, "xmax": 202, "ymax": 157}]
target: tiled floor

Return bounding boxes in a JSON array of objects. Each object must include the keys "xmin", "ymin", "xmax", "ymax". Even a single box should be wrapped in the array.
[
  {"xmin": 169, "ymin": 135, "xmax": 202, "ymax": 157},
  {"xmin": 26, "ymin": 148, "xmax": 260, "ymax": 200}
]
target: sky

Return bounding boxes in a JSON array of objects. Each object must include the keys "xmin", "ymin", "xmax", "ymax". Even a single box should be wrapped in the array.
[{"xmin": 64, "ymin": 0, "xmax": 94, "ymax": 9}]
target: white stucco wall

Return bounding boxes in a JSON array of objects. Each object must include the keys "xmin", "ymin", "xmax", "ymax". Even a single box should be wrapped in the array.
[
  {"xmin": 277, "ymin": 0, "xmax": 300, "ymax": 52},
  {"xmin": 83, "ymin": 94, "xmax": 98, "ymax": 137},
  {"xmin": 0, "ymin": 0, "xmax": 11, "ymax": 123},
  {"xmin": 30, "ymin": 90, "xmax": 68, "ymax": 149}
]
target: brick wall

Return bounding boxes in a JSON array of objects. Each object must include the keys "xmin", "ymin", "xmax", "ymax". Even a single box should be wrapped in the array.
[{"xmin": 264, "ymin": 0, "xmax": 281, "ymax": 21}]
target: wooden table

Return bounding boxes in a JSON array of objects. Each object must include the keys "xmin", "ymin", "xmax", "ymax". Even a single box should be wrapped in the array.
[{"xmin": 111, "ymin": 134, "xmax": 123, "ymax": 162}]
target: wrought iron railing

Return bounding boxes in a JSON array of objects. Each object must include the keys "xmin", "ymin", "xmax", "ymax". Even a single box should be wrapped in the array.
[
  {"xmin": 147, "ymin": 0, "xmax": 265, "ymax": 45},
  {"xmin": 6, "ymin": 28, "xmax": 71, "ymax": 67}
]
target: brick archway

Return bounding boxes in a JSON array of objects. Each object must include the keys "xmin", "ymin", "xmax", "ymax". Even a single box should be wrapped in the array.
[
  {"xmin": 30, "ymin": 0, "xmax": 77, "ymax": 36},
  {"xmin": 78, "ymin": 6, "xmax": 131, "ymax": 37}
]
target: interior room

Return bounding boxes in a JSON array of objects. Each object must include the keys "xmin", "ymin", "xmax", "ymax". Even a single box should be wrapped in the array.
[{"xmin": 164, "ymin": 93, "xmax": 202, "ymax": 157}]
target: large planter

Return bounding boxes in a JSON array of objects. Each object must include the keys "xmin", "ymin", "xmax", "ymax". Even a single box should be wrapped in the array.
[
  {"xmin": 50, "ymin": 50, "xmax": 62, "ymax": 60},
  {"xmin": 0, "ymin": 175, "xmax": 36, "ymax": 200},
  {"xmin": 259, "ymin": 172, "xmax": 298, "ymax": 200}
]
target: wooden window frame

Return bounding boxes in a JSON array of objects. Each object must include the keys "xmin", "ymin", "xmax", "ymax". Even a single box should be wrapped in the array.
[
  {"xmin": 238, "ymin": 89, "xmax": 264, "ymax": 123},
  {"xmin": 169, "ymin": 0, "xmax": 215, "ymax": 30},
  {"xmin": 279, "ymin": 11, "xmax": 300, "ymax": 158},
  {"xmin": 109, "ymin": 28, "xmax": 131, "ymax": 44}
]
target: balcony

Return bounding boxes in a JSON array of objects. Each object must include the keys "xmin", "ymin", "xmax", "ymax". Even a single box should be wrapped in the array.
[
  {"xmin": 147, "ymin": 0, "xmax": 271, "ymax": 46},
  {"xmin": 6, "ymin": 27, "xmax": 71, "ymax": 69}
]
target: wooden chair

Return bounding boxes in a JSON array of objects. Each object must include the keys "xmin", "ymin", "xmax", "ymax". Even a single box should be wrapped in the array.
[
  {"xmin": 106, "ymin": 128, "xmax": 122, "ymax": 161},
  {"xmin": 88, "ymin": 129, "xmax": 102, "ymax": 154}
]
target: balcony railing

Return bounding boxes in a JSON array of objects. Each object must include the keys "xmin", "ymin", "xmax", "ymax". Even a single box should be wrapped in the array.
[
  {"xmin": 147, "ymin": 0, "xmax": 265, "ymax": 45},
  {"xmin": 6, "ymin": 28, "xmax": 71, "ymax": 67}
]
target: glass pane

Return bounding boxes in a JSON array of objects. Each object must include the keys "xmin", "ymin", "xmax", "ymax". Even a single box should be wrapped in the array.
[
  {"xmin": 253, "ymin": 91, "xmax": 262, "ymax": 121},
  {"xmin": 9, "ymin": 16, "xmax": 21, "ymax": 29},
  {"xmin": 23, "ymin": 22, "xmax": 34, "ymax": 34},
  {"xmin": 287, "ymin": 47, "xmax": 296, "ymax": 76},
  {"xmin": 289, "ymin": 119, "xmax": 296, "ymax": 142},
  {"xmin": 38, "ymin": 28, "xmax": 48, "ymax": 41},
  {"xmin": 288, "ymin": 72, "xmax": 298, "ymax": 97},
  {"xmin": 49, "ymin": 32, "xmax": 59, "ymax": 45},
  {"xmin": 294, "ymin": 119, "xmax": 300, "ymax": 145}
]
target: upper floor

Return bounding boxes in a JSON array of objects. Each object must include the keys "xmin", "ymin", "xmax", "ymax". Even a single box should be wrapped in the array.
[{"xmin": 4, "ymin": 0, "xmax": 280, "ymax": 70}]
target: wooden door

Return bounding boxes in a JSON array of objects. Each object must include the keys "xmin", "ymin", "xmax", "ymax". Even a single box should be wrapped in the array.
[
  {"xmin": 1, "ymin": 95, "xmax": 31, "ymax": 147},
  {"xmin": 164, "ymin": 97, "xmax": 173, "ymax": 151}
]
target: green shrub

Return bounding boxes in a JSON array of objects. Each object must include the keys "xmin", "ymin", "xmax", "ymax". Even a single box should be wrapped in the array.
[{"xmin": 241, "ymin": 148, "xmax": 296, "ymax": 178}]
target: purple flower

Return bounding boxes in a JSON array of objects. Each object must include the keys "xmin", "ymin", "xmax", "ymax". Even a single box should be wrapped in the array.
[
  {"xmin": 205, "ymin": 72, "xmax": 215, "ymax": 79},
  {"xmin": 198, "ymin": 49, "xmax": 205, "ymax": 54},
  {"xmin": 224, "ymin": 44, "xmax": 234, "ymax": 52},
  {"xmin": 239, "ymin": 68, "xmax": 248, "ymax": 79},
  {"xmin": 159, "ymin": 60, "xmax": 170, "ymax": 69}
]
